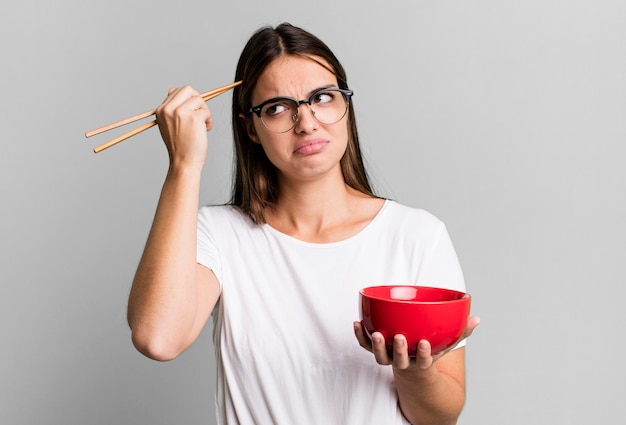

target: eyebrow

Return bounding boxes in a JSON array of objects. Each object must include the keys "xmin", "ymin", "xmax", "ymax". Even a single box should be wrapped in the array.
[
  {"xmin": 261, "ymin": 85, "xmax": 339, "ymax": 104},
  {"xmin": 305, "ymin": 84, "xmax": 337, "ymax": 97}
]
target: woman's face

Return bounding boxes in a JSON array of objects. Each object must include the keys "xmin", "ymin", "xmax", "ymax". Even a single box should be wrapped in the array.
[{"xmin": 247, "ymin": 55, "xmax": 350, "ymax": 185}]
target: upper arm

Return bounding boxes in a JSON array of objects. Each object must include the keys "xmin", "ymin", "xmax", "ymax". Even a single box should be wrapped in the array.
[{"xmin": 184, "ymin": 263, "xmax": 221, "ymax": 347}]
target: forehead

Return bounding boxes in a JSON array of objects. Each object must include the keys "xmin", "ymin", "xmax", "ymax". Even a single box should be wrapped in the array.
[{"xmin": 252, "ymin": 55, "xmax": 338, "ymax": 103}]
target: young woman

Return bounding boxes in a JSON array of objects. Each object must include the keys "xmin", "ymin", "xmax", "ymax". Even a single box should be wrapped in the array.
[{"xmin": 128, "ymin": 23, "xmax": 479, "ymax": 425}]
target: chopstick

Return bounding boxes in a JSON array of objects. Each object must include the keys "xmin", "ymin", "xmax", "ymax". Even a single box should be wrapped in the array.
[{"xmin": 87, "ymin": 81, "xmax": 242, "ymax": 153}]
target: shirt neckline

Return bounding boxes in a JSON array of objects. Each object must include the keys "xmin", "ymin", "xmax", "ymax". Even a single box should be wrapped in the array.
[{"xmin": 262, "ymin": 199, "xmax": 392, "ymax": 248}]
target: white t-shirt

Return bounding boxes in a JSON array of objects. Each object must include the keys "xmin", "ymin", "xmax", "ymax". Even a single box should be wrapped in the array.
[{"xmin": 197, "ymin": 200, "xmax": 466, "ymax": 425}]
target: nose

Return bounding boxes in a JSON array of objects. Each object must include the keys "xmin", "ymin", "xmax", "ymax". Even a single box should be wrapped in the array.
[{"xmin": 293, "ymin": 104, "xmax": 318, "ymax": 133}]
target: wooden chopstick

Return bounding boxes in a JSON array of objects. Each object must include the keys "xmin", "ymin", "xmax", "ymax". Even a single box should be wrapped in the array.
[
  {"xmin": 88, "ymin": 81, "xmax": 242, "ymax": 153},
  {"xmin": 92, "ymin": 120, "xmax": 159, "ymax": 153},
  {"xmin": 86, "ymin": 81, "xmax": 242, "ymax": 137}
]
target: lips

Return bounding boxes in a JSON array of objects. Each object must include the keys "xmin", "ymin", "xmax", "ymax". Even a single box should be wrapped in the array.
[{"xmin": 293, "ymin": 139, "xmax": 329, "ymax": 155}]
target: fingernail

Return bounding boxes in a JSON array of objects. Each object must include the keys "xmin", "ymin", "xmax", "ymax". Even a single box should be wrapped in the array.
[{"xmin": 419, "ymin": 341, "xmax": 428, "ymax": 351}]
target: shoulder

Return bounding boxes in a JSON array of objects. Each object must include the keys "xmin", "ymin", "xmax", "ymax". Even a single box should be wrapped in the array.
[
  {"xmin": 380, "ymin": 200, "xmax": 445, "ymax": 230},
  {"xmin": 370, "ymin": 200, "xmax": 451, "ymax": 249},
  {"xmin": 198, "ymin": 204, "xmax": 249, "ymax": 222},
  {"xmin": 197, "ymin": 205, "xmax": 257, "ymax": 234}
]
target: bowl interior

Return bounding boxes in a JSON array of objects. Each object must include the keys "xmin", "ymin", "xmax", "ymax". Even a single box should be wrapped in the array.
[{"xmin": 360, "ymin": 285, "xmax": 468, "ymax": 303}]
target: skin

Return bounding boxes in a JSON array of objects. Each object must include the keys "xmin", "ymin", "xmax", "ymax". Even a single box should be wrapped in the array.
[{"xmin": 127, "ymin": 54, "xmax": 480, "ymax": 425}]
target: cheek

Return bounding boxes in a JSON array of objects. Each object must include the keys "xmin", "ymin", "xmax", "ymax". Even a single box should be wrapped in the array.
[
  {"xmin": 337, "ymin": 123, "xmax": 351, "ymax": 149},
  {"xmin": 256, "ymin": 135, "xmax": 288, "ymax": 166}
]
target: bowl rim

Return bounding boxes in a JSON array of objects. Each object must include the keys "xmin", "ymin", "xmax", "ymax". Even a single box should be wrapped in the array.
[{"xmin": 359, "ymin": 285, "xmax": 470, "ymax": 304}]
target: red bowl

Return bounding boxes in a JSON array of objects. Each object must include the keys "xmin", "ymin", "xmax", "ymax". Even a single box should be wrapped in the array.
[{"xmin": 359, "ymin": 285, "xmax": 471, "ymax": 356}]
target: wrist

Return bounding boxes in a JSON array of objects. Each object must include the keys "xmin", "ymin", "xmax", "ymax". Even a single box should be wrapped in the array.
[
  {"xmin": 393, "ymin": 363, "xmax": 464, "ymax": 425},
  {"xmin": 167, "ymin": 160, "xmax": 205, "ymax": 179},
  {"xmin": 393, "ymin": 361, "xmax": 440, "ymax": 386}
]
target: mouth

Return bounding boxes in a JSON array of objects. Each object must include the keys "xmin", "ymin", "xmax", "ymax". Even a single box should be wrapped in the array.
[{"xmin": 293, "ymin": 139, "xmax": 329, "ymax": 155}]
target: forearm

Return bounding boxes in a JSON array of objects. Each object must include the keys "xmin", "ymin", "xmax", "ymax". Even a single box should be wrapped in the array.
[
  {"xmin": 127, "ymin": 164, "xmax": 203, "ymax": 359},
  {"xmin": 394, "ymin": 363, "xmax": 465, "ymax": 425}
]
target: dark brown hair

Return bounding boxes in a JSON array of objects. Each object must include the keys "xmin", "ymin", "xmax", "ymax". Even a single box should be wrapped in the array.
[{"xmin": 231, "ymin": 23, "xmax": 375, "ymax": 224}]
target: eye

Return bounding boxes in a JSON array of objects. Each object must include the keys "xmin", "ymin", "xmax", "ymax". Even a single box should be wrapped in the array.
[
  {"xmin": 263, "ymin": 101, "xmax": 292, "ymax": 117},
  {"xmin": 312, "ymin": 91, "xmax": 335, "ymax": 105}
]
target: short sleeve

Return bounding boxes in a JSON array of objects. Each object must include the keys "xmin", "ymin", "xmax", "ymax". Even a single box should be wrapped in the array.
[
  {"xmin": 197, "ymin": 208, "xmax": 223, "ymax": 287},
  {"xmin": 416, "ymin": 222, "xmax": 466, "ymax": 293}
]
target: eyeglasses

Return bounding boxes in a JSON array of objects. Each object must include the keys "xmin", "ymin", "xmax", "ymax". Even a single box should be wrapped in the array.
[{"xmin": 247, "ymin": 88, "xmax": 353, "ymax": 133}]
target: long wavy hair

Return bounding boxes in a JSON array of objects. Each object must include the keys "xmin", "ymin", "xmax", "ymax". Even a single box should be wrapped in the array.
[{"xmin": 231, "ymin": 23, "xmax": 375, "ymax": 224}]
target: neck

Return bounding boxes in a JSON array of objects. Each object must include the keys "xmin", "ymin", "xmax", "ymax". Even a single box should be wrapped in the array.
[
  {"xmin": 276, "ymin": 169, "xmax": 351, "ymax": 221},
  {"xmin": 266, "ymin": 169, "xmax": 380, "ymax": 243}
]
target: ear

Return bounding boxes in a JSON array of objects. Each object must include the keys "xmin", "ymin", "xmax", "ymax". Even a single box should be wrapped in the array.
[{"xmin": 239, "ymin": 113, "xmax": 260, "ymax": 144}]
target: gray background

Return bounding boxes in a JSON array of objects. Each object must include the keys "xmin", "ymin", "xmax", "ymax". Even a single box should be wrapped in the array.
[{"xmin": 1, "ymin": 1, "xmax": 624, "ymax": 424}]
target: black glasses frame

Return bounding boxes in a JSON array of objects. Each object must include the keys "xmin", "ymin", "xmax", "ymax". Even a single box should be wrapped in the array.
[{"xmin": 247, "ymin": 88, "xmax": 354, "ymax": 118}]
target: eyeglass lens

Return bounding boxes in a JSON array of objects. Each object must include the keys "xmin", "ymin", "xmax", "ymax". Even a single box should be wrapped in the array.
[{"xmin": 259, "ymin": 89, "xmax": 350, "ymax": 133}]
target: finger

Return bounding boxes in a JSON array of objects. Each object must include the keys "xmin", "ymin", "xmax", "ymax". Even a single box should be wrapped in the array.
[
  {"xmin": 175, "ymin": 85, "xmax": 200, "ymax": 98},
  {"xmin": 371, "ymin": 332, "xmax": 392, "ymax": 365},
  {"xmin": 462, "ymin": 315, "xmax": 481, "ymax": 339},
  {"xmin": 468, "ymin": 315, "xmax": 481, "ymax": 331},
  {"xmin": 159, "ymin": 86, "xmax": 201, "ymax": 115},
  {"xmin": 392, "ymin": 335, "xmax": 411, "ymax": 370},
  {"xmin": 174, "ymin": 90, "xmax": 207, "ymax": 115},
  {"xmin": 178, "ymin": 95, "xmax": 210, "ymax": 121},
  {"xmin": 160, "ymin": 93, "xmax": 211, "ymax": 134},
  {"xmin": 415, "ymin": 340, "xmax": 434, "ymax": 370},
  {"xmin": 186, "ymin": 99, "xmax": 212, "ymax": 132},
  {"xmin": 163, "ymin": 86, "xmax": 187, "ymax": 105},
  {"xmin": 353, "ymin": 321, "xmax": 373, "ymax": 351},
  {"xmin": 157, "ymin": 87, "xmax": 183, "ymax": 118}
]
